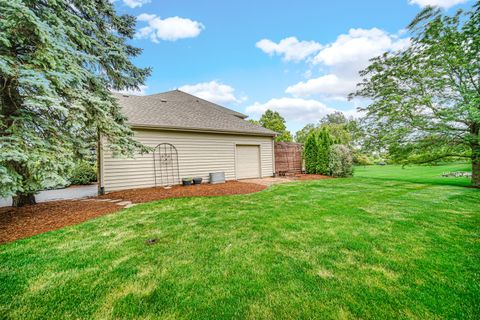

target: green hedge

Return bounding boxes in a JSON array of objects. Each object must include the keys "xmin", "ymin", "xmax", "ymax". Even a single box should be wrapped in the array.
[{"xmin": 304, "ymin": 128, "xmax": 336, "ymax": 175}]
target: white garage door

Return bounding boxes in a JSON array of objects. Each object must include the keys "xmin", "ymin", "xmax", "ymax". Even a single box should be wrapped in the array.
[{"xmin": 236, "ymin": 145, "xmax": 260, "ymax": 179}]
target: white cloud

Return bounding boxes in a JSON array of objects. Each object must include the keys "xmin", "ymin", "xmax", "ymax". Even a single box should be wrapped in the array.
[
  {"xmin": 303, "ymin": 69, "xmax": 313, "ymax": 79},
  {"xmin": 178, "ymin": 81, "xmax": 242, "ymax": 105},
  {"xmin": 256, "ymin": 37, "xmax": 322, "ymax": 62},
  {"xmin": 136, "ymin": 14, "xmax": 204, "ymax": 42},
  {"xmin": 286, "ymin": 74, "xmax": 359, "ymax": 98},
  {"xmin": 114, "ymin": 85, "xmax": 148, "ymax": 96},
  {"xmin": 245, "ymin": 97, "xmax": 359, "ymax": 123},
  {"xmin": 408, "ymin": 0, "xmax": 468, "ymax": 9},
  {"xmin": 287, "ymin": 28, "xmax": 409, "ymax": 98},
  {"xmin": 123, "ymin": 0, "xmax": 150, "ymax": 8},
  {"xmin": 312, "ymin": 28, "xmax": 410, "ymax": 70}
]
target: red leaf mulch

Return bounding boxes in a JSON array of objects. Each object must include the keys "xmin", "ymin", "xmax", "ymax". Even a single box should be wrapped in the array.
[
  {"xmin": 0, "ymin": 181, "xmax": 266, "ymax": 244},
  {"xmin": 97, "ymin": 181, "xmax": 267, "ymax": 203}
]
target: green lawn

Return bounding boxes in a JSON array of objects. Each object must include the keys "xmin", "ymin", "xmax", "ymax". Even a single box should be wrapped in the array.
[
  {"xmin": 1, "ymin": 164, "xmax": 479, "ymax": 319},
  {"xmin": 355, "ymin": 162, "xmax": 472, "ymax": 187}
]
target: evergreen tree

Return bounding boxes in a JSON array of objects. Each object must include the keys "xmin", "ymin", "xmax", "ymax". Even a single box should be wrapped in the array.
[
  {"xmin": 316, "ymin": 128, "xmax": 334, "ymax": 175},
  {"xmin": 303, "ymin": 132, "xmax": 318, "ymax": 174},
  {"xmin": 0, "ymin": 0, "xmax": 151, "ymax": 206}
]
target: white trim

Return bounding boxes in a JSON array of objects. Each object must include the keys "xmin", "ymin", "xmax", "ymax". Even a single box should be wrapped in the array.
[
  {"xmin": 129, "ymin": 123, "xmax": 276, "ymax": 137},
  {"xmin": 271, "ymin": 139, "xmax": 275, "ymax": 176}
]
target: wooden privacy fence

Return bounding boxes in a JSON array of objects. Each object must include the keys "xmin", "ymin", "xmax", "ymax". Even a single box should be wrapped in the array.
[{"xmin": 274, "ymin": 142, "xmax": 303, "ymax": 176}]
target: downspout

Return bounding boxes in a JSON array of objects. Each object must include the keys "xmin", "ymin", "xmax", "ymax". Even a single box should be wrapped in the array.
[
  {"xmin": 96, "ymin": 130, "xmax": 105, "ymax": 195},
  {"xmin": 272, "ymin": 138, "xmax": 276, "ymax": 177}
]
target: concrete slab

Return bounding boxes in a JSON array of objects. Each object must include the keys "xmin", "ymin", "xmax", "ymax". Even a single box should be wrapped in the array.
[
  {"xmin": 241, "ymin": 177, "xmax": 295, "ymax": 187},
  {"xmin": 116, "ymin": 201, "xmax": 132, "ymax": 206},
  {"xmin": 0, "ymin": 184, "xmax": 98, "ymax": 207}
]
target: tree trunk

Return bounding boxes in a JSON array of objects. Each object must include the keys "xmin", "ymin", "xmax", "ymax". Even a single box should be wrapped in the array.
[
  {"xmin": 473, "ymin": 159, "xmax": 480, "ymax": 187},
  {"xmin": 470, "ymin": 123, "xmax": 480, "ymax": 187},
  {"xmin": 9, "ymin": 161, "xmax": 37, "ymax": 207},
  {"xmin": 472, "ymin": 143, "xmax": 480, "ymax": 187},
  {"xmin": 12, "ymin": 193, "xmax": 36, "ymax": 207}
]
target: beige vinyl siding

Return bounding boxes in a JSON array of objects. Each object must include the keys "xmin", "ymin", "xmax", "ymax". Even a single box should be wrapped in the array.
[{"xmin": 102, "ymin": 129, "xmax": 274, "ymax": 192}]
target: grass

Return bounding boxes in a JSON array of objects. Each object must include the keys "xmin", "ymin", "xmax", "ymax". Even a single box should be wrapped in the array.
[
  {"xmin": 1, "ymin": 163, "xmax": 479, "ymax": 319},
  {"xmin": 355, "ymin": 162, "xmax": 472, "ymax": 187}
]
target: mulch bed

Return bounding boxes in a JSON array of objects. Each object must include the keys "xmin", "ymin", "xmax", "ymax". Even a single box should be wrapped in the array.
[
  {"xmin": 97, "ymin": 181, "xmax": 267, "ymax": 203},
  {"xmin": 0, "ymin": 181, "xmax": 266, "ymax": 244},
  {"xmin": 0, "ymin": 200, "xmax": 119, "ymax": 244}
]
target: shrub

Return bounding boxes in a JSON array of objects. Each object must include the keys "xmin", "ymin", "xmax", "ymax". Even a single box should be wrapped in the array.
[
  {"xmin": 353, "ymin": 153, "xmax": 373, "ymax": 166},
  {"xmin": 328, "ymin": 144, "xmax": 354, "ymax": 177},
  {"xmin": 303, "ymin": 128, "xmax": 336, "ymax": 175},
  {"xmin": 316, "ymin": 127, "xmax": 334, "ymax": 175},
  {"xmin": 69, "ymin": 161, "xmax": 97, "ymax": 185},
  {"xmin": 304, "ymin": 132, "xmax": 318, "ymax": 174}
]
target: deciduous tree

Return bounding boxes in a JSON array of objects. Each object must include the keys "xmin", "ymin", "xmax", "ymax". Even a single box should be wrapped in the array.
[
  {"xmin": 259, "ymin": 109, "xmax": 293, "ymax": 142},
  {"xmin": 350, "ymin": 3, "xmax": 480, "ymax": 186},
  {"xmin": 295, "ymin": 123, "xmax": 315, "ymax": 144}
]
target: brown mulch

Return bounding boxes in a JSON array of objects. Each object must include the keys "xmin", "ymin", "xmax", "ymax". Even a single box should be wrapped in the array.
[
  {"xmin": 292, "ymin": 174, "xmax": 332, "ymax": 180},
  {"xmin": 97, "ymin": 181, "xmax": 267, "ymax": 203},
  {"xmin": 0, "ymin": 181, "xmax": 266, "ymax": 244},
  {"xmin": 0, "ymin": 200, "xmax": 120, "ymax": 244}
]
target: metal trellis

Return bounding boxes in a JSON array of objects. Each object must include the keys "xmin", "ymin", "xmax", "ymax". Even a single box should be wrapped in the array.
[{"xmin": 153, "ymin": 143, "xmax": 180, "ymax": 187}]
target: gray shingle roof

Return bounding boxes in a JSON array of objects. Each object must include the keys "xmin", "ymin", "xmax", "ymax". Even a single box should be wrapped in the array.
[{"xmin": 113, "ymin": 90, "xmax": 276, "ymax": 136}]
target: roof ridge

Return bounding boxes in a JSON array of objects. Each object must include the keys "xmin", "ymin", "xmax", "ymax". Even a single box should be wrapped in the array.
[
  {"xmin": 170, "ymin": 90, "xmax": 248, "ymax": 119},
  {"xmin": 114, "ymin": 90, "xmax": 277, "ymax": 136},
  {"xmin": 115, "ymin": 90, "xmax": 246, "ymax": 119}
]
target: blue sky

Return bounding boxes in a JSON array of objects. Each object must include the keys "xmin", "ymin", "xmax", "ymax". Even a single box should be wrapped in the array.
[{"xmin": 113, "ymin": 0, "xmax": 473, "ymax": 133}]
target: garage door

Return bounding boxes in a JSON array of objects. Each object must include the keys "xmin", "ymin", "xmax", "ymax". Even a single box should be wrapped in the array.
[{"xmin": 236, "ymin": 145, "xmax": 260, "ymax": 179}]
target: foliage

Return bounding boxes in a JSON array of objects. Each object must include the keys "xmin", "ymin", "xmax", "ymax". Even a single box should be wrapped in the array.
[
  {"xmin": 350, "ymin": 3, "xmax": 480, "ymax": 186},
  {"xmin": 247, "ymin": 119, "xmax": 261, "ymax": 126},
  {"xmin": 321, "ymin": 123, "xmax": 351, "ymax": 145},
  {"xmin": 319, "ymin": 111, "xmax": 348, "ymax": 125},
  {"xmin": 328, "ymin": 144, "xmax": 354, "ymax": 177},
  {"xmin": 0, "ymin": 0, "xmax": 151, "ymax": 204},
  {"xmin": 303, "ymin": 131, "xmax": 318, "ymax": 173},
  {"xmin": 295, "ymin": 112, "xmax": 365, "ymax": 149},
  {"xmin": 258, "ymin": 110, "xmax": 293, "ymax": 142},
  {"xmin": 303, "ymin": 127, "xmax": 335, "ymax": 175},
  {"xmin": 353, "ymin": 152, "xmax": 374, "ymax": 166},
  {"xmin": 68, "ymin": 161, "xmax": 97, "ymax": 185},
  {"xmin": 316, "ymin": 127, "xmax": 335, "ymax": 174},
  {"xmin": 1, "ymin": 163, "xmax": 478, "ymax": 319},
  {"xmin": 294, "ymin": 123, "xmax": 315, "ymax": 144}
]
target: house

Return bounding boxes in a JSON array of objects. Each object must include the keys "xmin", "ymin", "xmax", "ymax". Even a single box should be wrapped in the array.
[{"xmin": 98, "ymin": 90, "xmax": 277, "ymax": 193}]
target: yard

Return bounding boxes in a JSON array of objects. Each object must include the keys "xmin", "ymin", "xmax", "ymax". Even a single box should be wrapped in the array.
[{"xmin": 1, "ymin": 163, "xmax": 478, "ymax": 319}]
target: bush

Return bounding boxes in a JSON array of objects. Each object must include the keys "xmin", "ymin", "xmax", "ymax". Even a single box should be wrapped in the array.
[
  {"xmin": 328, "ymin": 144, "xmax": 354, "ymax": 177},
  {"xmin": 69, "ymin": 161, "xmax": 97, "ymax": 185},
  {"xmin": 304, "ymin": 132, "xmax": 318, "ymax": 174},
  {"xmin": 353, "ymin": 153, "xmax": 373, "ymax": 166},
  {"xmin": 316, "ymin": 127, "xmax": 334, "ymax": 175},
  {"xmin": 303, "ymin": 128, "xmax": 334, "ymax": 175}
]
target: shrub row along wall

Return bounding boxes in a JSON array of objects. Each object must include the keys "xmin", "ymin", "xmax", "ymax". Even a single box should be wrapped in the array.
[{"xmin": 274, "ymin": 142, "xmax": 303, "ymax": 175}]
